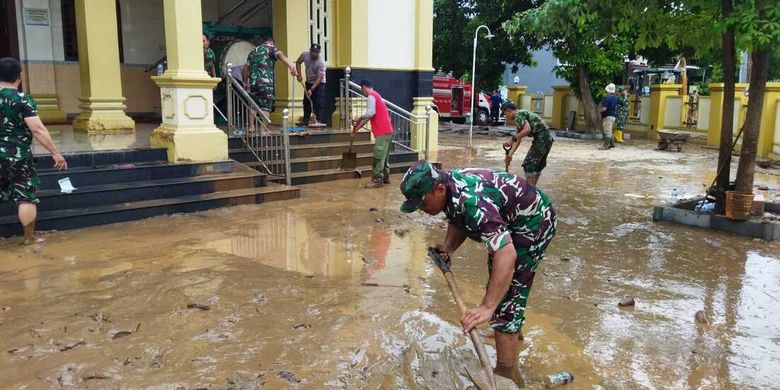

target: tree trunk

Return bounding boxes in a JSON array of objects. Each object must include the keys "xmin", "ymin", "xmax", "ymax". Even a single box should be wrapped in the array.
[
  {"xmin": 734, "ymin": 49, "xmax": 770, "ymax": 194},
  {"xmin": 714, "ymin": 0, "xmax": 736, "ymax": 214},
  {"xmin": 577, "ymin": 64, "xmax": 601, "ymax": 132}
]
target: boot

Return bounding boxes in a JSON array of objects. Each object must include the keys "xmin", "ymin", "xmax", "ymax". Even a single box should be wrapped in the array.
[
  {"xmin": 364, "ymin": 178, "xmax": 383, "ymax": 188},
  {"xmin": 383, "ymin": 175, "xmax": 390, "ymax": 184},
  {"xmin": 615, "ymin": 129, "xmax": 624, "ymax": 143}
]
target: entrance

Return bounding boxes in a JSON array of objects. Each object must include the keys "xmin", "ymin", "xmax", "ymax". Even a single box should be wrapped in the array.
[{"xmin": 0, "ymin": 0, "xmax": 20, "ymax": 58}]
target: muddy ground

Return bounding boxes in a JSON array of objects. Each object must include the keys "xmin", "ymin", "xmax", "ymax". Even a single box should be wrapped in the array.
[{"xmin": 1, "ymin": 133, "xmax": 779, "ymax": 389}]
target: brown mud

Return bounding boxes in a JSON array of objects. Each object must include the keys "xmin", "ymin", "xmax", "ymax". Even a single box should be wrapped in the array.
[{"xmin": 1, "ymin": 134, "xmax": 779, "ymax": 388}]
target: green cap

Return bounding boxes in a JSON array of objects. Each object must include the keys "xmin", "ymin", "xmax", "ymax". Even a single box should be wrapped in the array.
[{"xmin": 399, "ymin": 160, "xmax": 441, "ymax": 213}]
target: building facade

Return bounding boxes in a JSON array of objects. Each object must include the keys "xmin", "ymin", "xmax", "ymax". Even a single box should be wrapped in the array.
[{"xmin": 1, "ymin": 0, "xmax": 436, "ymax": 161}]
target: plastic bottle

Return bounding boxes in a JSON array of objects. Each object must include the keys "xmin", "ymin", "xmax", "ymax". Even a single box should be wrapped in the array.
[
  {"xmin": 156, "ymin": 62, "xmax": 164, "ymax": 76},
  {"xmin": 671, "ymin": 188, "xmax": 679, "ymax": 203},
  {"xmin": 544, "ymin": 371, "xmax": 574, "ymax": 388},
  {"xmin": 701, "ymin": 202, "xmax": 715, "ymax": 213}
]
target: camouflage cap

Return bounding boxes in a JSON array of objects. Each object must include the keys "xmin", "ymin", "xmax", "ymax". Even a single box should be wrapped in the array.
[{"xmin": 399, "ymin": 160, "xmax": 442, "ymax": 213}]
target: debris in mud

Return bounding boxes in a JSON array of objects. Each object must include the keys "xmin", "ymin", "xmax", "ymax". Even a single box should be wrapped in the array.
[
  {"xmin": 560, "ymin": 257, "xmax": 571, "ymax": 261},
  {"xmin": 89, "ymin": 312, "xmax": 110, "ymax": 323},
  {"xmin": 293, "ymin": 323, "xmax": 311, "ymax": 330},
  {"xmin": 369, "ymin": 207, "xmax": 379, "ymax": 212},
  {"xmin": 83, "ymin": 373, "xmax": 111, "ymax": 381},
  {"xmin": 187, "ymin": 303, "xmax": 211, "ymax": 311},
  {"xmin": 1, "ymin": 306, "xmax": 10, "ymax": 312},
  {"xmin": 112, "ymin": 330, "xmax": 133, "ymax": 339},
  {"xmin": 57, "ymin": 339, "xmax": 85, "ymax": 352},
  {"xmin": 618, "ymin": 296, "xmax": 636, "ymax": 307},
  {"xmin": 695, "ymin": 310, "xmax": 710, "ymax": 325},
  {"xmin": 252, "ymin": 294, "xmax": 268, "ymax": 304},
  {"xmin": 278, "ymin": 370, "xmax": 301, "ymax": 384},
  {"xmin": 394, "ymin": 228, "xmax": 409, "ymax": 237},
  {"xmin": 375, "ymin": 218, "xmax": 384, "ymax": 223}
]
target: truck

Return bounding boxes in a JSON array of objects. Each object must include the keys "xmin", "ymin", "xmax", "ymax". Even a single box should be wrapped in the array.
[{"xmin": 432, "ymin": 71, "xmax": 500, "ymax": 125}]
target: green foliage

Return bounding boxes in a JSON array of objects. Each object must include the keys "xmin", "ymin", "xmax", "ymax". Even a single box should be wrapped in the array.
[
  {"xmin": 730, "ymin": 0, "xmax": 780, "ymax": 51},
  {"xmin": 507, "ymin": 0, "xmax": 632, "ymax": 100},
  {"xmin": 433, "ymin": 0, "xmax": 537, "ymax": 91},
  {"xmin": 770, "ymin": 49, "xmax": 780, "ymax": 81}
]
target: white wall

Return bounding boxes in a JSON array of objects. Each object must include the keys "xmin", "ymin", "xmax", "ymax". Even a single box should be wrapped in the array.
[
  {"xmin": 665, "ymin": 96, "xmax": 682, "ymax": 127},
  {"xmin": 774, "ymin": 100, "xmax": 780, "ymax": 155},
  {"xmin": 697, "ymin": 97, "xmax": 710, "ymax": 131},
  {"xmin": 367, "ymin": 0, "xmax": 415, "ymax": 69},
  {"xmin": 543, "ymin": 95, "xmax": 553, "ymax": 118},
  {"xmin": 15, "ymin": 0, "xmax": 60, "ymax": 61},
  {"xmin": 118, "ymin": 0, "xmax": 165, "ymax": 65}
]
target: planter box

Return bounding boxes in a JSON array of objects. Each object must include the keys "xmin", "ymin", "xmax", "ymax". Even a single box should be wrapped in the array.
[{"xmin": 653, "ymin": 198, "xmax": 780, "ymax": 241}]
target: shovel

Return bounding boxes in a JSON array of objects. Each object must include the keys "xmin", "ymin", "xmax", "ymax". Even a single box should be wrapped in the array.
[
  {"xmin": 503, "ymin": 139, "xmax": 521, "ymax": 172},
  {"xmin": 429, "ymin": 247, "xmax": 498, "ymax": 390},
  {"xmin": 340, "ymin": 122, "xmax": 359, "ymax": 171}
]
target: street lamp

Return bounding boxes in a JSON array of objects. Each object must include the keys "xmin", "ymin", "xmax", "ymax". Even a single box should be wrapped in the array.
[{"xmin": 468, "ymin": 25, "xmax": 494, "ymax": 150}]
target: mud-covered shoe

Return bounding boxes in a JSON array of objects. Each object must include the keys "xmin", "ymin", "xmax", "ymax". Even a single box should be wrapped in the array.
[
  {"xmin": 364, "ymin": 179, "xmax": 383, "ymax": 188},
  {"xmin": 383, "ymin": 176, "xmax": 390, "ymax": 184}
]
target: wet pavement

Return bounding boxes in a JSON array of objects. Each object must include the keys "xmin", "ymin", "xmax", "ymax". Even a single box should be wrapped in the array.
[{"xmin": 2, "ymin": 134, "xmax": 780, "ymax": 389}]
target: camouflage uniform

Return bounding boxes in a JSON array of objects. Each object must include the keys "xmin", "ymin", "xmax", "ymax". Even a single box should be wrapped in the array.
[
  {"xmin": 246, "ymin": 42, "xmax": 282, "ymax": 111},
  {"xmin": 616, "ymin": 94, "xmax": 630, "ymax": 129},
  {"xmin": 399, "ymin": 161, "xmax": 557, "ymax": 334},
  {"xmin": 0, "ymin": 88, "xmax": 40, "ymax": 203},
  {"xmin": 515, "ymin": 110, "xmax": 554, "ymax": 178},
  {"xmin": 204, "ymin": 47, "xmax": 216, "ymax": 74}
]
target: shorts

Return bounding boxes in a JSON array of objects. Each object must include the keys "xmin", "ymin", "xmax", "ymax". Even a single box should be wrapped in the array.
[
  {"xmin": 522, "ymin": 134, "xmax": 553, "ymax": 178},
  {"xmin": 0, "ymin": 144, "xmax": 40, "ymax": 204},
  {"xmin": 248, "ymin": 83, "xmax": 275, "ymax": 112},
  {"xmin": 488, "ymin": 209, "xmax": 557, "ymax": 333}
]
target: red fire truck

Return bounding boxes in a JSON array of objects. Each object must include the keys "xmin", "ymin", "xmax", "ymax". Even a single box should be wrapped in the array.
[{"xmin": 432, "ymin": 72, "xmax": 497, "ymax": 125}]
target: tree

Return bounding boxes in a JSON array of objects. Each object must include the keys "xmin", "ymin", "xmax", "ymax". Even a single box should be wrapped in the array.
[
  {"xmin": 433, "ymin": 0, "xmax": 537, "ymax": 92},
  {"xmin": 732, "ymin": 0, "xmax": 780, "ymax": 194},
  {"xmin": 509, "ymin": 0, "xmax": 634, "ymax": 132},
  {"xmin": 716, "ymin": 0, "xmax": 737, "ymax": 213}
]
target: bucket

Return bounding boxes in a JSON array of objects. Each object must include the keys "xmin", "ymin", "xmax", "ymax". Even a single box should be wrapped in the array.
[{"xmin": 725, "ymin": 191, "xmax": 753, "ymax": 221}]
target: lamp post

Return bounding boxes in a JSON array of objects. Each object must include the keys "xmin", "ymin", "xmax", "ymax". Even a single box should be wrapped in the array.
[{"xmin": 468, "ymin": 25, "xmax": 494, "ymax": 150}]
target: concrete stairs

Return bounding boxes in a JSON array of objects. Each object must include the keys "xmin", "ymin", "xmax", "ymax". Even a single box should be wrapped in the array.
[
  {"xmin": 228, "ymin": 130, "xmax": 420, "ymax": 185},
  {"xmin": 0, "ymin": 148, "xmax": 299, "ymax": 237}
]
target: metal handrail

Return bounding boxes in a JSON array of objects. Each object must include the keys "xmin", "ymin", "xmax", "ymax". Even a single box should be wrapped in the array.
[
  {"xmin": 347, "ymin": 80, "xmax": 422, "ymax": 120},
  {"xmin": 224, "ymin": 63, "xmax": 291, "ymax": 185}
]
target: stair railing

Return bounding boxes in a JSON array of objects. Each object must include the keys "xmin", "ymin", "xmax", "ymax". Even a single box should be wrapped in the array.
[
  {"xmin": 225, "ymin": 63, "xmax": 292, "ymax": 185},
  {"xmin": 340, "ymin": 68, "xmax": 432, "ymax": 160}
]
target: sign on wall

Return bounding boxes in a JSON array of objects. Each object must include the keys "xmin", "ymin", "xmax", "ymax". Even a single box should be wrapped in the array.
[{"xmin": 24, "ymin": 8, "xmax": 49, "ymax": 26}]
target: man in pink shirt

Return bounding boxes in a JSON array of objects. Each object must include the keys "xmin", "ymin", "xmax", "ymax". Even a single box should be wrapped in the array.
[{"xmin": 352, "ymin": 80, "xmax": 394, "ymax": 188}]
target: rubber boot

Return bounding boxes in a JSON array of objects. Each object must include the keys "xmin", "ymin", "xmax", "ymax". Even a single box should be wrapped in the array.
[{"xmin": 615, "ymin": 129, "xmax": 624, "ymax": 143}]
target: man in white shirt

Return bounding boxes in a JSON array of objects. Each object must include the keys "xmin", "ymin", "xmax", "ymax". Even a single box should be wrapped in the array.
[{"xmin": 295, "ymin": 43, "xmax": 327, "ymax": 125}]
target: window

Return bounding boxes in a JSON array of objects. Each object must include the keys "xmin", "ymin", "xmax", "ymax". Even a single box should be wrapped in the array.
[
  {"xmin": 60, "ymin": 0, "xmax": 124, "ymax": 63},
  {"xmin": 61, "ymin": 0, "xmax": 78, "ymax": 61},
  {"xmin": 308, "ymin": 0, "xmax": 331, "ymax": 63}
]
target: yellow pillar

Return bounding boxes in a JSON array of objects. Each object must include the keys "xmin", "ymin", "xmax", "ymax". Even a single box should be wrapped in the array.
[
  {"xmin": 72, "ymin": 0, "xmax": 134, "ymax": 132},
  {"xmin": 270, "ymin": 0, "xmax": 309, "ymax": 124},
  {"xmin": 150, "ymin": 0, "xmax": 226, "ymax": 162},
  {"xmin": 411, "ymin": 97, "xmax": 439, "ymax": 158},
  {"xmin": 707, "ymin": 83, "xmax": 748, "ymax": 147},
  {"xmin": 332, "ymin": 0, "xmax": 368, "ymax": 68},
  {"xmin": 758, "ymin": 83, "xmax": 780, "ymax": 158},
  {"xmin": 551, "ymin": 86, "xmax": 571, "ymax": 129},
  {"xmin": 648, "ymin": 84, "xmax": 680, "ymax": 139},
  {"xmin": 414, "ymin": 0, "xmax": 433, "ymax": 71},
  {"xmin": 507, "ymin": 85, "xmax": 527, "ymax": 109}
]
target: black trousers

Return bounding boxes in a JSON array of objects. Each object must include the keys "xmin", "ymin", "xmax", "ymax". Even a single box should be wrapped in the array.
[{"xmin": 303, "ymin": 82, "xmax": 326, "ymax": 124}]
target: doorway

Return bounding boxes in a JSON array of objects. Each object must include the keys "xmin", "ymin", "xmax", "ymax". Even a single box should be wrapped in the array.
[{"xmin": 0, "ymin": 0, "xmax": 20, "ymax": 58}]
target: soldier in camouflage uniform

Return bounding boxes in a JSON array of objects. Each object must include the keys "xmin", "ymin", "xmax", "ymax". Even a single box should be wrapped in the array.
[
  {"xmin": 203, "ymin": 35, "xmax": 216, "ymax": 77},
  {"xmin": 501, "ymin": 103, "xmax": 554, "ymax": 186},
  {"xmin": 614, "ymin": 87, "xmax": 629, "ymax": 143},
  {"xmin": 400, "ymin": 160, "xmax": 557, "ymax": 382},
  {"xmin": 242, "ymin": 38, "xmax": 297, "ymax": 132},
  {"xmin": 0, "ymin": 58, "xmax": 67, "ymax": 244}
]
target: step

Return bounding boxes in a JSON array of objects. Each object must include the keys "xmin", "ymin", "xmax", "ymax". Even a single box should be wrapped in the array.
[
  {"xmin": 35, "ymin": 160, "xmax": 235, "ymax": 191},
  {"xmin": 0, "ymin": 184, "xmax": 300, "ymax": 237},
  {"xmin": 278, "ymin": 162, "xmax": 415, "ymax": 186},
  {"xmin": 34, "ymin": 148, "xmax": 169, "ymax": 170},
  {"xmin": 228, "ymin": 131, "xmax": 371, "ymax": 149},
  {"xmin": 0, "ymin": 170, "xmax": 265, "ymax": 215},
  {"xmin": 228, "ymin": 141, "xmax": 377, "ymax": 162},
  {"xmin": 242, "ymin": 150, "xmax": 418, "ymax": 173}
]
